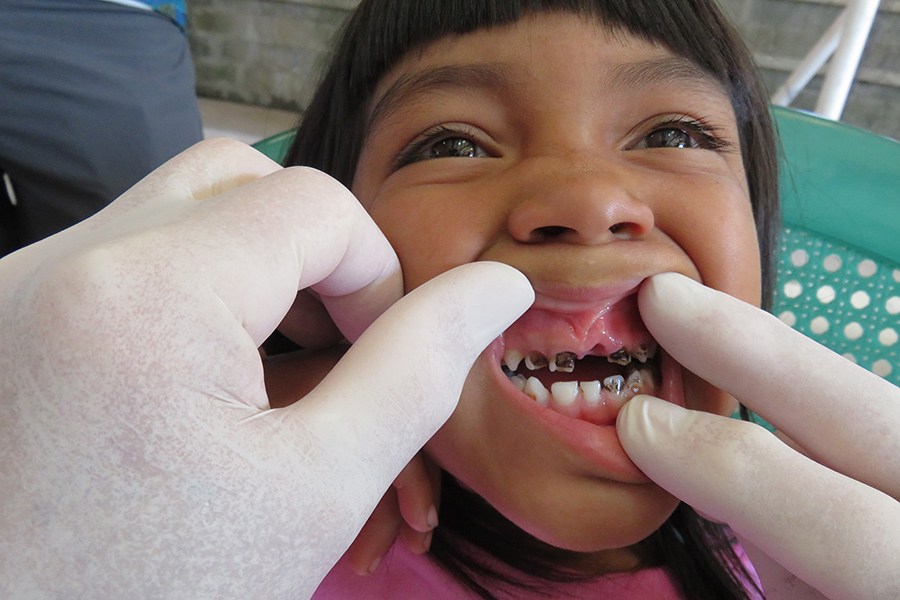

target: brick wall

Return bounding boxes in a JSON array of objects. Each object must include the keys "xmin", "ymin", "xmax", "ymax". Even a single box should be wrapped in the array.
[
  {"xmin": 189, "ymin": 0, "xmax": 353, "ymax": 112},
  {"xmin": 188, "ymin": 0, "xmax": 900, "ymax": 139}
]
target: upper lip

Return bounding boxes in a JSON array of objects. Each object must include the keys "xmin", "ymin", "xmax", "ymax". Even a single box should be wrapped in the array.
[
  {"xmin": 529, "ymin": 278, "xmax": 645, "ymax": 313},
  {"xmin": 497, "ymin": 279, "xmax": 654, "ymax": 359}
]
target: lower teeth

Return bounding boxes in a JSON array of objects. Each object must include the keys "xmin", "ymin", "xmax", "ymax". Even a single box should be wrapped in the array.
[
  {"xmin": 603, "ymin": 374, "xmax": 624, "ymax": 395},
  {"xmin": 508, "ymin": 367, "xmax": 655, "ymax": 410}
]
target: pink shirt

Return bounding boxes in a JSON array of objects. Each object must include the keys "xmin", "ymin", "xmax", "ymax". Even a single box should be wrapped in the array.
[{"xmin": 314, "ymin": 542, "xmax": 727, "ymax": 599}]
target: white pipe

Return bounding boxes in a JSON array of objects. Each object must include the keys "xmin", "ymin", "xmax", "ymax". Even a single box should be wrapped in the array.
[
  {"xmin": 771, "ymin": 12, "xmax": 846, "ymax": 107},
  {"xmin": 815, "ymin": 0, "xmax": 881, "ymax": 120}
]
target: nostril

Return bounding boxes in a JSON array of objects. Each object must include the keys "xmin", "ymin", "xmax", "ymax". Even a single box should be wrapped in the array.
[
  {"xmin": 609, "ymin": 222, "xmax": 641, "ymax": 238},
  {"xmin": 534, "ymin": 225, "xmax": 569, "ymax": 240}
]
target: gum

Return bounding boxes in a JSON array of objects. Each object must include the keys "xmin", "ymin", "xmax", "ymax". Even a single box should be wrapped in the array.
[{"xmin": 501, "ymin": 294, "xmax": 653, "ymax": 358}]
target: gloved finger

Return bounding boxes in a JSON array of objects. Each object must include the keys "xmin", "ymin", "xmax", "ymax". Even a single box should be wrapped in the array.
[
  {"xmin": 638, "ymin": 272, "xmax": 900, "ymax": 497},
  {"xmin": 10, "ymin": 140, "xmax": 400, "ymax": 354},
  {"xmin": 5, "ymin": 140, "xmax": 282, "ymax": 272},
  {"xmin": 56, "ymin": 157, "xmax": 400, "ymax": 356},
  {"xmin": 617, "ymin": 395, "xmax": 900, "ymax": 600},
  {"xmin": 106, "ymin": 138, "xmax": 282, "ymax": 210},
  {"xmin": 251, "ymin": 262, "xmax": 531, "ymax": 582}
]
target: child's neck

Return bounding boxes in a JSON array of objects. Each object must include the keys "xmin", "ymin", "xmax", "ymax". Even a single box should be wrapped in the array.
[{"xmin": 560, "ymin": 545, "xmax": 646, "ymax": 575}]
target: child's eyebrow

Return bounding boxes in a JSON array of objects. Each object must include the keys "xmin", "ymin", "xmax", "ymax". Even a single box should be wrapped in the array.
[
  {"xmin": 366, "ymin": 56, "xmax": 726, "ymax": 138},
  {"xmin": 366, "ymin": 63, "xmax": 520, "ymax": 138},
  {"xmin": 610, "ymin": 56, "xmax": 726, "ymax": 97}
]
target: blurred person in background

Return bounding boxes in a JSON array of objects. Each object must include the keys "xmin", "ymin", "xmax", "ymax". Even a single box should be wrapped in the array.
[{"xmin": 0, "ymin": 0, "xmax": 202, "ymax": 257}]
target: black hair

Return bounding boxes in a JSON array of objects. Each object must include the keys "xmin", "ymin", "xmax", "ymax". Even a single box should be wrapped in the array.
[{"xmin": 285, "ymin": 1, "xmax": 777, "ymax": 598}]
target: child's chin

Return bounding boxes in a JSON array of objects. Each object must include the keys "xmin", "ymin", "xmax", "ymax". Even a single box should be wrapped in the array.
[{"xmin": 505, "ymin": 482, "xmax": 680, "ymax": 556}]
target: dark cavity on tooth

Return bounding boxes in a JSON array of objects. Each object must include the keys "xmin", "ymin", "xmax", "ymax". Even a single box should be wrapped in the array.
[
  {"xmin": 603, "ymin": 374, "xmax": 625, "ymax": 394},
  {"xmin": 631, "ymin": 345, "xmax": 650, "ymax": 363},
  {"xmin": 555, "ymin": 352, "xmax": 576, "ymax": 373},
  {"xmin": 607, "ymin": 348, "xmax": 631, "ymax": 366},
  {"xmin": 525, "ymin": 352, "xmax": 549, "ymax": 370}
]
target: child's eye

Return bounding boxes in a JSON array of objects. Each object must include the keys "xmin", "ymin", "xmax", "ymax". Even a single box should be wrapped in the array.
[
  {"xmin": 394, "ymin": 125, "xmax": 490, "ymax": 169},
  {"xmin": 633, "ymin": 117, "xmax": 732, "ymax": 152},
  {"xmin": 644, "ymin": 127, "xmax": 697, "ymax": 149}
]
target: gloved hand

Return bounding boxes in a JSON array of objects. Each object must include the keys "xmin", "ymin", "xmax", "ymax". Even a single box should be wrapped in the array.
[
  {"xmin": 0, "ymin": 139, "xmax": 534, "ymax": 599},
  {"xmin": 618, "ymin": 273, "xmax": 900, "ymax": 600}
]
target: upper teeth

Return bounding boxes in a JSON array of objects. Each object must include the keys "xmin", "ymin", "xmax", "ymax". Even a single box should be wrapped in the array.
[
  {"xmin": 550, "ymin": 352, "xmax": 576, "ymax": 373},
  {"xmin": 503, "ymin": 344, "xmax": 657, "ymax": 372},
  {"xmin": 607, "ymin": 348, "xmax": 631, "ymax": 366},
  {"xmin": 524, "ymin": 352, "xmax": 549, "ymax": 370}
]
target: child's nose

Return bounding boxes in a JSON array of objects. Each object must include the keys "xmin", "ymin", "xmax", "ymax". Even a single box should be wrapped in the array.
[{"xmin": 506, "ymin": 157, "xmax": 654, "ymax": 245}]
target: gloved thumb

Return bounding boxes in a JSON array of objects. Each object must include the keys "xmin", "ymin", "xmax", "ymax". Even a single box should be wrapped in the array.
[
  {"xmin": 617, "ymin": 395, "xmax": 900, "ymax": 600},
  {"xmin": 288, "ymin": 261, "xmax": 532, "ymax": 477},
  {"xmin": 253, "ymin": 262, "xmax": 532, "ymax": 587}
]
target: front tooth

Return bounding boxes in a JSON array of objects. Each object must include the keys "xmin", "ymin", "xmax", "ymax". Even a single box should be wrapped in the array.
[
  {"xmin": 524, "ymin": 352, "xmax": 549, "ymax": 370},
  {"xmin": 603, "ymin": 375, "xmax": 625, "ymax": 396},
  {"xmin": 504, "ymin": 350, "xmax": 524, "ymax": 371},
  {"xmin": 554, "ymin": 352, "xmax": 576, "ymax": 373},
  {"xmin": 607, "ymin": 347, "xmax": 631, "ymax": 366},
  {"xmin": 524, "ymin": 376, "xmax": 550, "ymax": 406},
  {"xmin": 580, "ymin": 380, "xmax": 601, "ymax": 406},
  {"xmin": 550, "ymin": 381, "xmax": 578, "ymax": 407}
]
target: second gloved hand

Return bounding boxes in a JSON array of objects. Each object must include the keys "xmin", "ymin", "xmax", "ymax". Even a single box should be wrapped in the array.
[{"xmin": 617, "ymin": 273, "xmax": 900, "ymax": 600}]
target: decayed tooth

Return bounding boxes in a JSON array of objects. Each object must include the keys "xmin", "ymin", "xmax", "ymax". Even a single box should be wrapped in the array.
[
  {"xmin": 631, "ymin": 345, "xmax": 649, "ymax": 363},
  {"xmin": 626, "ymin": 370, "xmax": 642, "ymax": 395},
  {"xmin": 524, "ymin": 352, "xmax": 549, "ymax": 371},
  {"xmin": 630, "ymin": 341, "xmax": 658, "ymax": 363},
  {"xmin": 554, "ymin": 352, "xmax": 576, "ymax": 373},
  {"xmin": 524, "ymin": 376, "xmax": 550, "ymax": 406},
  {"xmin": 509, "ymin": 374, "xmax": 527, "ymax": 391},
  {"xmin": 580, "ymin": 380, "xmax": 601, "ymax": 406},
  {"xmin": 603, "ymin": 375, "xmax": 625, "ymax": 396},
  {"xmin": 503, "ymin": 350, "xmax": 524, "ymax": 371},
  {"xmin": 607, "ymin": 347, "xmax": 631, "ymax": 366},
  {"xmin": 550, "ymin": 381, "xmax": 578, "ymax": 406}
]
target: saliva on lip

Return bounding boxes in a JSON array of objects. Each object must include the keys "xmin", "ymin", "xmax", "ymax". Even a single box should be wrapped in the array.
[{"xmin": 501, "ymin": 345, "xmax": 659, "ymax": 421}]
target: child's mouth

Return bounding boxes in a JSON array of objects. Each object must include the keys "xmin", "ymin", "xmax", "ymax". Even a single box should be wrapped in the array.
[
  {"xmin": 500, "ymin": 342, "xmax": 661, "ymax": 425},
  {"xmin": 494, "ymin": 289, "xmax": 680, "ymax": 427}
]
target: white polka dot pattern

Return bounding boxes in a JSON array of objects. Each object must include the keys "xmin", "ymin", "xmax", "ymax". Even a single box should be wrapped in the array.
[{"xmin": 774, "ymin": 226, "xmax": 899, "ymax": 385}]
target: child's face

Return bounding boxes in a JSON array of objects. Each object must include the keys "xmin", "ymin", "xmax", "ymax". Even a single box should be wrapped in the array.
[{"xmin": 352, "ymin": 14, "xmax": 761, "ymax": 556}]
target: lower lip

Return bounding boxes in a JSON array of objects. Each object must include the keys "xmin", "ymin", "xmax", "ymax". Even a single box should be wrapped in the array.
[{"xmin": 484, "ymin": 342, "xmax": 684, "ymax": 484}]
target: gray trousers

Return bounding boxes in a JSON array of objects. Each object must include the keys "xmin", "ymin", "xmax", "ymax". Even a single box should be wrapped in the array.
[{"xmin": 0, "ymin": 0, "xmax": 203, "ymax": 256}]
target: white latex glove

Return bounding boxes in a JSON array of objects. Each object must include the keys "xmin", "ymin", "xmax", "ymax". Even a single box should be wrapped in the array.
[
  {"xmin": 0, "ymin": 139, "xmax": 533, "ymax": 599},
  {"xmin": 618, "ymin": 273, "xmax": 900, "ymax": 600}
]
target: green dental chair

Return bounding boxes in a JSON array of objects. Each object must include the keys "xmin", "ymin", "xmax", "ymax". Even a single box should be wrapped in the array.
[
  {"xmin": 253, "ymin": 106, "xmax": 899, "ymax": 386},
  {"xmin": 771, "ymin": 106, "xmax": 898, "ymax": 387}
]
